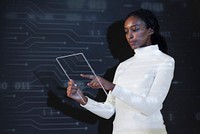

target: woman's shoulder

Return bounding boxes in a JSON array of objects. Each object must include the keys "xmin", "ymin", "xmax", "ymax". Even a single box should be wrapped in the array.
[
  {"xmin": 116, "ymin": 56, "xmax": 134, "ymax": 70},
  {"xmin": 120, "ymin": 56, "xmax": 134, "ymax": 64},
  {"xmin": 157, "ymin": 51, "xmax": 175, "ymax": 64}
]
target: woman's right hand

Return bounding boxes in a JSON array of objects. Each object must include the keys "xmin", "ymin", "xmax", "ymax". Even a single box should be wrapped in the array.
[{"xmin": 66, "ymin": 79, "xmax": 88, "ymax": 105}]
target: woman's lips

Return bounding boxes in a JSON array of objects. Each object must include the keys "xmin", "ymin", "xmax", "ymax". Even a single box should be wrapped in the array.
[{"xmin": 129, "ymin": 41, "xmax": 136, "ymax": 45}]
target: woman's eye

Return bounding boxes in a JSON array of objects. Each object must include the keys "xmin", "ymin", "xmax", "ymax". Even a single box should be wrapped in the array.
[
  {"xmin": 132, "ymin": 27, "xmax": 139, "ymax": 32},
  {"xmin": 124, "ymin": 27, "xmax": 139, "ymax": 34}
]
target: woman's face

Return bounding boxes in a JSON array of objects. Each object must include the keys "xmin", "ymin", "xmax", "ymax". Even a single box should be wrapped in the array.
[{"xmin": 124, "ymin": 16, "xmax": 153, "ymax": 50}]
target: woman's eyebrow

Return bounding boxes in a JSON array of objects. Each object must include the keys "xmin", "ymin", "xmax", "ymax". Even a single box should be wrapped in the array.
[{"xmin": 124, "ymin": 24, "xmax": 139, "ymax": 29}]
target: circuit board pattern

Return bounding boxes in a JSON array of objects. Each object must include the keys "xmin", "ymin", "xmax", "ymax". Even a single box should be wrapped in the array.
[{"xmin": 0, "ymin": 0, "xmax": 200, "ymax": 134}]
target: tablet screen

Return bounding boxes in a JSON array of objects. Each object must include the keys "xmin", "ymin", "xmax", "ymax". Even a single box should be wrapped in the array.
[{"xmin": 56, "ymin": 53, "xmax": 107, "ymax": 97}]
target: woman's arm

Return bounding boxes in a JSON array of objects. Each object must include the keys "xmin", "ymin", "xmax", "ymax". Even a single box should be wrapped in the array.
[
  {"xmin": 67, "ymin": 79, "xmax": 115, "ymax": 119},
  {"xmin": 81, "ymin": 92, "xmax": 115, "ymax": 119},
  {"xmin": 112, "ymin": 58, "xmax": 175, "ymax": 116}
]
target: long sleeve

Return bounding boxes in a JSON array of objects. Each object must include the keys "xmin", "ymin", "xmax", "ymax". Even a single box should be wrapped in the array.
[
  {"xmin": 81, "ymin": 91, "xmax": 115, "ymax": 119},
  {"xmin": 80, "ymin": 45, "xmax": 173, "ymax": 134},
  {"xmin": 112, "ymin": 57, "xmax": 175, "ymax": 116}
]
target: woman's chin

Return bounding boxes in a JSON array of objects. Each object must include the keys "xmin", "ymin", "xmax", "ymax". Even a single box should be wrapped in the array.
[{"xmin": 130, "ymin": 45, "xmax": 138, "ymax": 50}]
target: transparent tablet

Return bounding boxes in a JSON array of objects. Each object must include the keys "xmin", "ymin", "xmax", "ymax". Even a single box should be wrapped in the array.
[{"xmin": 56, "ymin": 53, "xmax": 107, "ymax": 97}]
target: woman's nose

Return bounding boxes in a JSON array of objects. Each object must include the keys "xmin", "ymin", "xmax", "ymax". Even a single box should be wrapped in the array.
[{"xmin": 127, "ymin": 31, "xmax": 133, "ymax": 39}]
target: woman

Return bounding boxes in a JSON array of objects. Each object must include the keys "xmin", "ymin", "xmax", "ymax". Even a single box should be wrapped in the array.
[{"xmin": 67, "ymin": 9, "xmax": 175, "ymax": 134}]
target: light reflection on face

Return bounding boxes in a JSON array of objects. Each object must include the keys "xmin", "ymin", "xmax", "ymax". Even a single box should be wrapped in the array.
[{"xmin": 124, "ymin": 16, "xmax": 153, "ymax": 50}]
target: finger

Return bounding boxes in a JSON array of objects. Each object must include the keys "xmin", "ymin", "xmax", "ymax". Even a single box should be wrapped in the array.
[
  {"xmin": 67, "ymin": 86, "xmax": 72, "ymax": 93},
  {"xmin": 67, "ymin": 87, "xmax": 76, "ymax": 96},
  {"xmin": 92, "ymin": 83, "xmax": 99, "ymax": 87},
  {"xmin": 80, "ymin": 74, "xmax": 95, "ymax": 79},
  {"xmin": 90, "ymin": 78, "xmax": 100, "ymax": 85},
  {"xmin": 68, "ymin": 79, "xmax": 74, "ymax": 86},
  {"xmin": 68, "ymin": 79, "xmax": 78, "ymax": 87},
  {"xmin": 87, "ymin": 79, "xmax": 95, "ymax": 87},
  {"xmin": 71, "ymin": 89, "xmax": 77, "ymax": 94},
  {"xmin": 67, "ymin": 85, "xmax": 74, "ymax": 92},
  {"xmin": 87, "ymin": 82, "xmax": 100, "ymax": 89},
  {"xmin": 67, "ymin": 87, "xmax": 71, "ymax": 97}
]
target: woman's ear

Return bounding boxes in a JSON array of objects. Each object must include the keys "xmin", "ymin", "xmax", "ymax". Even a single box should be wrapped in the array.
[{"xmin": 148, "ymin": 28, "xmax": 154, "ymax": 35}]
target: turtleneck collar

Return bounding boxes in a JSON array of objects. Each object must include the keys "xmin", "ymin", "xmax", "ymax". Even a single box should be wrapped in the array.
[{"xmin": 134, "ymin": 45, "xmax": 159, "ymax": 55}]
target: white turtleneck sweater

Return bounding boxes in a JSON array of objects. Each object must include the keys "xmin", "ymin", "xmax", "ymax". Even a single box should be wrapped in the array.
[{"xmin": 81, "ymin": 45, "xmax": 175, "ymax": 134}]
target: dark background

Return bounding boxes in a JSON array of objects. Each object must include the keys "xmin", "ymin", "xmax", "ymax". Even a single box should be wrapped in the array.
[{"xmin": 0, "ymin": 0, "xmax": 200, "ymax": 134}]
